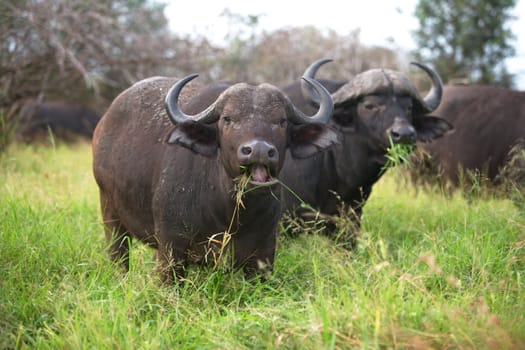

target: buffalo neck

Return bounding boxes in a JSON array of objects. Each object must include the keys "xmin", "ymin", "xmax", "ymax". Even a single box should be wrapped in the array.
[{"xmin": 331, "ymin": 131, "xmax": 388, "ymax": 191}]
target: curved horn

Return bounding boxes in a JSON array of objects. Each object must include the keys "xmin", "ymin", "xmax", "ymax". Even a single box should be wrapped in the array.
[
  {"xmin": 288, "ymin": 77, "xmax": 334, "ymax": 124},
  {"xmin": 165, "ymin": 74, "xmax": 219, "ymax": 125},
  {"xmin": 410, "ymin": 62, "xmax": 443, "ymax": 112},
  {"xmin": 301, "ymin": 58, "xmax": 334, "ymax": 106}
]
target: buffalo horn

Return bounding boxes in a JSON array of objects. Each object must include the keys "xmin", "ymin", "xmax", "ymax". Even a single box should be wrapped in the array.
[
  {"xmin": 165, "ymin": 74, "xmax": 219, "ymax": 125},
  {"xmin": 288, "ymin": 76, "xmax": 334, "ymax": 125},
  {"xmin": 410, "ymin": 62, "xmax": 443, "ymax": 112},
  {"xmin": 300, "ymin": 58, "xmax": 333, "ymax": 106}
]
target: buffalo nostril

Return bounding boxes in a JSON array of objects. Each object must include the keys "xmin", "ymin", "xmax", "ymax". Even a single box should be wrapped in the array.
[
  {"xmin": 390, "ymin": 130, "xmax": 400, "ymax": 140},
  {"xmin": 238, "ymin": 141, "xmax": 278, "ymax": 164}
]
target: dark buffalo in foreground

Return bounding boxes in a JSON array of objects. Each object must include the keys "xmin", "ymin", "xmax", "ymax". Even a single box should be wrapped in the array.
[
  {"xmin": 279, "ymin": 59, "xmax": 453, "ymax": 245},
  {"xmin": 92, "ymin": 73, "xmax": 337, "ymax": 283},
  {"xmin": 412, "ymin": 84, "xmax": 525, "ymax": 188},
  {"xmin": 17, "ymin": 101, "xmax": 100, "ymax": 142}
]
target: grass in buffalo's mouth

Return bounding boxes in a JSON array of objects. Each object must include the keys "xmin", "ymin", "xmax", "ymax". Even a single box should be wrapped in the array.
[
  {"xmin": 233, "ymin": 169, "xmax": 251, "ymax": 208},
  {"xmin": 205, "ymin": 166, "xmax": 278, "ymax": 269},
  {"xmin": 383, "ymin": 136, "xmax": 415, "ymax": 172},
  {"xmin": 238, "ymin": 164, "xmax": 277, "ymax": 186},
  {"xmin": 204, "ymin": 169, "xmax": 255, "ymax": 269}
]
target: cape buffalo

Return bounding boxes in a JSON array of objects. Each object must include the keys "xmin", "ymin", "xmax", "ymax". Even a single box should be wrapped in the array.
[
  {"xmin": 412, "ymin": 84, "xmax": 525, "ymax": 188},
  {"xmin": 17, "ymin": 101, "xmax": 100, "ymax": 142},
  {"xmin": 92, "ymin": 73, "xmax": 337, "ymax": 283},
  {"xmin": 279, "ymin": 59, "xmax": 453, "ymax": 246}
]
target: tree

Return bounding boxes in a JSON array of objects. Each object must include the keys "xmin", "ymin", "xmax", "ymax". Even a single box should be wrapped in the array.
[
  {"xmin": 251, "ymin": 26, "xmax": 400, "ymax": 86},
  {"xmin": 0, "ymin": 0, "xmax": 186, "ymax": 151},
  {"xmin": 412, "ymin": 0, "xmax": 517, "ymax": 87},
  {"xmin": 0, "ymin": 0, "xmax": 175, "ymax": 110},
  {"xmin": 0, "ymin": 2, "xmax": 404, "ymax": 153}
]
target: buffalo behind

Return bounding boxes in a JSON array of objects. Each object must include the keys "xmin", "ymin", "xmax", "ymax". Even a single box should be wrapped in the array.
[
  {"xmin": 17, "ymin": 101, "xmax": 101, "ymax": 142},
  {"xmin": 411, "ymin": 84, "xmax": 525, "ymax": 192}
]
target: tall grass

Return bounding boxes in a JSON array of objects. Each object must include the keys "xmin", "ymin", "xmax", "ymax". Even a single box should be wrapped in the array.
[{"xmin": 1, "ymin": 143, "xmax": 524, "ymax": 349}]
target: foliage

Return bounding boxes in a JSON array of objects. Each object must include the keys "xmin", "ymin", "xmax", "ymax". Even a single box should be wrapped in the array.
[
  {"xmin": 0, "ymin": 0, "xmax": 221, "ymax": 153},
  {"xmin": 216, "ymin": 11, "xmax": 400, "ymax": 86},
  {"xmin": 1, "ymin": 144, "xmax": 524, "ymax": 349},
  {"xmin": 412, "ymin": 0, "xmax": 517, "ymax": 87},
  {"xmin": 0, "ymin": 0, "xmax": 174, "ymax": 111},
  {"xmin": 1, "ymin": 1, "xmax": 401, "ymax": 114},
  {"xmin": 0, "ymin": 2, "xmax": 402, "ymax": 154},
  {"xmin": 251, "ymin": 27, "xmax": 399, "ymax": 86},
  {"xmin": 0, "ymin": 108, "xmax": 18, "ymax": 155}
]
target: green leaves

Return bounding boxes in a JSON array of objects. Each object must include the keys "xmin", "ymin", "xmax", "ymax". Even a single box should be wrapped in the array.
[{"xmin": 412, "ymin": 0, "xmax": 517, "ymax": 86}]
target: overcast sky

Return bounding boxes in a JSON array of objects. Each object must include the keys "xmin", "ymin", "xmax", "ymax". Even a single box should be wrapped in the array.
[{"xmin": 165, "ymin": 0, "xmax": 525, "ymax": 89}]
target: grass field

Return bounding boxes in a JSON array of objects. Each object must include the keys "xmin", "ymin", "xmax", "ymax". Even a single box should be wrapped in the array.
[{"xmin": 1, "ymin": 142, "xmax": 524, "ymax": 349}]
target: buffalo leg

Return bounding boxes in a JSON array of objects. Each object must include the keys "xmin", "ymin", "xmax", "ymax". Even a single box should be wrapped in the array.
[
  {"xmin": 100, "ymin": 194, "xmax": 131, "ymax": 270},
  {"xmin": 233, "ymin": 234, "xmax": 276, "ymax": 280},
  {"xmin": 155, "ymin": 240, "xmax": 188, "ymax": 285},
  {"xmin": 105, "ymin": 223, "xmax": 131, "ymax": 270}
]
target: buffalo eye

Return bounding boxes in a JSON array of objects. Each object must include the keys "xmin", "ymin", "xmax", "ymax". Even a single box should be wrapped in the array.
[
  {"xmin": 364, "ymin": 103, "xmax": 377, "ymax": 111},
  {"xmin": 222, "ymin": 116, "xmax": 232, "ymax": 125}
]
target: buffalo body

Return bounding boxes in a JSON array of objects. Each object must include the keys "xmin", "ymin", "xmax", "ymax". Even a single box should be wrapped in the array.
[
  {"xmin": 18, "ymin": 101, "xmax": 100, "ymax": 142},
  {"xmin": 279, "ymin": 60, "xmax": 453, "ymax": 245},
  {"xmin": 92, "ymin": 74, "xmax": 336, "ymax": 283},
  {"xmin": 415, "ymin": 85, "xmax": 525, "ymax": 187}
]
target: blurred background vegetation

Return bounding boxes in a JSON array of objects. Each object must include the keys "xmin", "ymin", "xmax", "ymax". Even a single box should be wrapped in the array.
[{"xmin": 0, "ymin": 0, "xmax": 519, "ymax": 152}]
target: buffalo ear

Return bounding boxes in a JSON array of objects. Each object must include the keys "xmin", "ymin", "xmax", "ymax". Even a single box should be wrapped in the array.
[
  {"xmin": 165, "ymin": 121, "xmax": 218, "ymax": 157},
  {"xmin": 288, "ymin": 124, "xmax": 339, "ymax": 159},
  {"xmin": 413, "ymin": 115, "xmax": 454, "ymax": 143}
]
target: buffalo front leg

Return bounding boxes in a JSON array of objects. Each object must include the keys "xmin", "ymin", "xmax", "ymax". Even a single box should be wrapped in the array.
[
  {"xmin": 155, "ymin": 240, "xmax": 188, "ymax": 285},
  {"xmin": 233, "ymin": 233, "xmax": 276, "ymax": 281}
]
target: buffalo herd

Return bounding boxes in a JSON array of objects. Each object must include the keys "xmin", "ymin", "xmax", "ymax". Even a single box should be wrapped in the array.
[{"xmin": 88, "ymin": 59, "xmax": 524, "ymax": 284}]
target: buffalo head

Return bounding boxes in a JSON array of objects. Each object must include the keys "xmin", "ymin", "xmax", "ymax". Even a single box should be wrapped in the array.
[
  {"xmin": 302, "ymin": 59, "xmax": 453, "ymax": 150},
  {"xmin": 164, "ymin": 74, "xmax": 337, "ymax": 188},
  {"xmin": 278, "ymin": 60, "xmax": 454, "ymax": 246}
]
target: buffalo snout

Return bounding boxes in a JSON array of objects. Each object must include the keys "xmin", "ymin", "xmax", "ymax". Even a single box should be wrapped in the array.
[
  {"xmin": 388, "ymin": 118, "xmax": 416, "ymax": 144},
  {"xmin": 237, "ymin": 140, "xmax": 279, "ymax": 166}
]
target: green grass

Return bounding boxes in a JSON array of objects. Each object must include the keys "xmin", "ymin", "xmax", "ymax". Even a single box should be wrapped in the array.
[{"xmin": 1, "ymin": 143, "xmax": 524, "ymax": 349}]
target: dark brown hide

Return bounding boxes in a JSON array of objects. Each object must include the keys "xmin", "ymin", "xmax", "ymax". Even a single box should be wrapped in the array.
[
  {"xmin": 279, "ymin": 61, "xmax": 452, "ymax": 244},
  {"xmin": 92, "ymin": 75, "xmax": 336, "ymax": 283},
  {"xmin": 417, "ymin": 84, "xmax": 525, "ymax": 186}
]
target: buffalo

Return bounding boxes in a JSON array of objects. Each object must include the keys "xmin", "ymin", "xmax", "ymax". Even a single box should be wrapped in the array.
[
  {"xmin": 92, "ymin": 73, "xmax": 337, "ymax": 283},
  {"xmin": 17, "ymin": 101, "xmax": 100, "ymax": 142},
  {"xmin": 411, "ymin": 84, "xmax": 525, "ymax": 189},
  {"xmin": 279, "ymin": 59, "xmax": 453, "ymax": 246}
]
